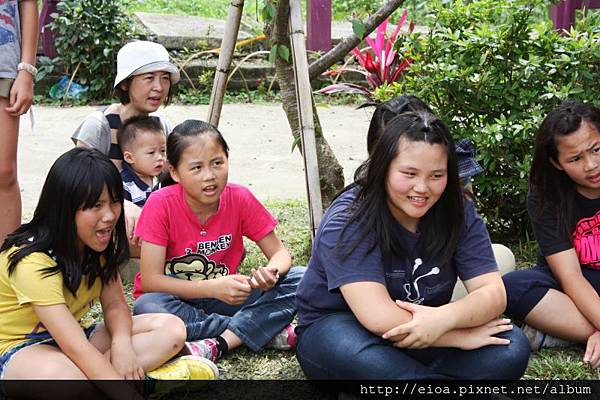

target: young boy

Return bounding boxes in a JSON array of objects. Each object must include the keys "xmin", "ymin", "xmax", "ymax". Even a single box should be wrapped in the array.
[{"xmin": 117, "ymin": 116, "xmax": 166, "ymax": 207}]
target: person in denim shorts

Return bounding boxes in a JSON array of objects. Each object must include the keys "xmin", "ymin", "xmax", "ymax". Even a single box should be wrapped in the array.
[{"xmin": 0, "ymin": 0, "xmax": 38, "ymax": 246}]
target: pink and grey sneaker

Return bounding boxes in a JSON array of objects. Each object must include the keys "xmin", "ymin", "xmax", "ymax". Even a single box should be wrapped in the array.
[
  {"xmin": 267, "ymin": 324, "xmax": 297, "ymax": 350},
  {"xmin": 522, "ymin": 324, "xmax": 572, "ymax": 352},
  {"xmin": 182, "ymin": 338, "xmax": 220, "ymax": 362}
]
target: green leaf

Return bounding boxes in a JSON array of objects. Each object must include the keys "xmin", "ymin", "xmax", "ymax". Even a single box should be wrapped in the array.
[
  {"xmin": 269, "ymin": 44, "xmax": 278, "ymax": 64},
  {"xmin": 290, "ymin": 136, "xmax": 302, "ymax": 153},
  {"xmin": 352, "ymin": 19, "xmax": 366, "ymax": 40},
  {"xmin": 266, "ymin": 2, "xmax": 276, "ymax": 18},
  {"xmin": 278, "ymin": 45, "xmax": 290, "ymax": 62}
]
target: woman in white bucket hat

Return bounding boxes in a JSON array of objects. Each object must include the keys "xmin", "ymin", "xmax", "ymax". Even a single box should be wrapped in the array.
[{"xmin": 71, "ymin": 40, "xmax": 180, "ymax": 253}]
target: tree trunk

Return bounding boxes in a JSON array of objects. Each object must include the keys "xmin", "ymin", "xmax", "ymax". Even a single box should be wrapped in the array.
[
  {"xmin": 266, "ymin": 0, "xmax": 407, "ymax": 207},
  {"xmin": 270, "ymin": 0, "xmax": 344, "ymax": 208}
]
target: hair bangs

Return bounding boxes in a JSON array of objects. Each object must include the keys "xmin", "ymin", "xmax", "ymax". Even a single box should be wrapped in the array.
[
  {"xmin": 168, "ymin": 119, "xmax": 230, "ymax": 168},
  {"xmin": 74, "ymin": 157, "xmax": 123, "ymax": 210}
]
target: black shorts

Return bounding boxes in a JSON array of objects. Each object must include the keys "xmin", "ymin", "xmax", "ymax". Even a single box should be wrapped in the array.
[{"xmin": 503, "ymin": 264, "xmax": 600, "ymax": 321}]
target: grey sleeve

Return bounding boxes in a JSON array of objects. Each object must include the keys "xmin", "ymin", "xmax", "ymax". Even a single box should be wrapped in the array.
[
  {"xmin": 71, "ymin": 112, "xmax": 111, "ymax": 155},
  {"xmin": 162, "ymin": 116, "xmax": 173, "ymax": 135},
  {"xmin": 149, "ymin": 111, "xmax": 172, "ymax": 136}
]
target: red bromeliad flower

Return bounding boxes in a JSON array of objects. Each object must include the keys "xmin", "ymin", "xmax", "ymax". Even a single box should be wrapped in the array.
[{"xmin": 318, "ymin": 9, "xmax": 414, "ymax": 101}]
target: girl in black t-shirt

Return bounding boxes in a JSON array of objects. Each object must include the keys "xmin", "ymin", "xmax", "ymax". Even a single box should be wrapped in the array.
[{"xmin": 503, "ymin": 100, "xmax": 600, "ymax": 367}]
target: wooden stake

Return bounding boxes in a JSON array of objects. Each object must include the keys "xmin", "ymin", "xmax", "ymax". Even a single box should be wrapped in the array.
[
  {"xmin": 207, "ymin": 0, "xmax": 245, "ymax": 127},
  {"xmin": 289, "ymin": 0, "xmax": 323, "ymax": 238}
]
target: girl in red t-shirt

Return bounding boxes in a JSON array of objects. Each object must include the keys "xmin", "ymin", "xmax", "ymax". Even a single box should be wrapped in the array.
[{"xmin": 133, "ymin": 119, "xmax": 305, "ymax": 363}]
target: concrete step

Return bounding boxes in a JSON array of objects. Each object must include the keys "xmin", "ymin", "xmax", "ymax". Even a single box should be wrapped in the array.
[
  {"xmin": 134, "ymin": 11, "xmax": 427, "ymax": 51},
  {"xmin": 134, "ymin": 12, "xmax": 254, "ymax": 50},
  {"xmin": 179, "ymin": 57, "xmax": 275, "ymax": 91},
  {"xmin": 134, "ymin": 12, "xmax": 417, "ymax": 90}
]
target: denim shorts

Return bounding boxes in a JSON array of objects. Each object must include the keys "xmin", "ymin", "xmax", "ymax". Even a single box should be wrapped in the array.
[
  {"xmin": 0, "ymin": 324, "xmax": 97, "ymax": 380},
  {"xmin": 0, "ymin": 79, "xmax": 13, "ymax": 98}
]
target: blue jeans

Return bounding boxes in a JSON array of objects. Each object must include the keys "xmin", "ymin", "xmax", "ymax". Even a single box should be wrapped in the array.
[
  {"xmin": 296, "ymin": 312, "xmax": 530, "ymax": 380},
  {"xmin": 133, "ymin": 266, "xmax": 306, "ymax": 352}
]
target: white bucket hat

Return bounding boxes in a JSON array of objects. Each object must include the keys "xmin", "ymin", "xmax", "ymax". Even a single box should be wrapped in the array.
[{"xmin": 113, "ymin": 41, "xmax": 180, "ymax": 88}]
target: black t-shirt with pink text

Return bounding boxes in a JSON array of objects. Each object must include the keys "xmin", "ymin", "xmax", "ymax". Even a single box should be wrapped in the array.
[{"xmin": 529, "ymin": 191, "xmax": 600, "ymax": 269}]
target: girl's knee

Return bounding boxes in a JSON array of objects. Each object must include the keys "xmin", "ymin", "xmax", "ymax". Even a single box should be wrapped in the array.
[
  {"xmin": 6, "ymin": 353, "xmax": 86, "ymax": 379},
  {"xmin": 0, "ymin": 163, "xmax": 17, "ymax": 190},
  {"xmin": 40, "ymin": 361, "xmax": 87, "ymax": 379},
  {"xmin": 148, "ymin": 313, "xmax": 185, "ymax": 333},
  {"xmin": 163, "ymin": 314, "xmax": 187, "ymax": 351},
  {"xmin": 301, "ymin": 313, "xmax": 379, "ymax": 355},
  {"xmin": 142, "ymin": 313, "xmax": 187, "ymax": 351},
  {"xmin": 283, "ymin": 266, "xmax": 306, "ymax": 284},
  {"xmin": 164, "ymin": 314, "xmax": 187, "ymax": 343},
  {"xmin": 494, "ymin": 329, "xmax": 531, "ymax": 379},
  {"xmin": 502, "ymin": 270, "xmax": 520, "ymax": 287},
  {"xmin": 502, "ymin": 272, "xmax": 524, "ymax": 309}
]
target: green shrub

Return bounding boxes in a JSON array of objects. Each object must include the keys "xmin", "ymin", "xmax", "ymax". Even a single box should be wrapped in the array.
[
  {"xmin": 376, "ymin": 0, "xmax": 600, "ymax": 241},
  {"xmin": 50, "ymin": 0, "xmax": 140, "ymax": 100},
  {"xmin": 333, "ymin": 0, "xmax": 381, "ymax": 17}
]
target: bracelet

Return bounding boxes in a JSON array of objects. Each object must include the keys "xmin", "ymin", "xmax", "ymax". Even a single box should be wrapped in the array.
[{"xmin": 17, "ymin": 62, "xmax": 38, "ymax": 78}]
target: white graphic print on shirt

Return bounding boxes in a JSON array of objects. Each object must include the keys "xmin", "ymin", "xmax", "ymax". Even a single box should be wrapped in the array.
[{"xmin": 403, "ymin": 258, "xmax": 440, "ymax": 304}]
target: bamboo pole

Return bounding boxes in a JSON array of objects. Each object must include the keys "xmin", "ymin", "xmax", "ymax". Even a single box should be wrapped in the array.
[
  {"xmin": 207, "ymin": 0, "xmax": 245, "ymax": 127},
  {"xmin": 289, "ymin": 0, "xmax": 323, "ymax": 238}
]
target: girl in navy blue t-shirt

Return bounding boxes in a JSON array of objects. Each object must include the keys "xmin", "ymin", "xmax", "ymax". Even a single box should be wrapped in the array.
[{"xmin": 295, "ymin": 110, "xmax": 530, "ymax": 380}]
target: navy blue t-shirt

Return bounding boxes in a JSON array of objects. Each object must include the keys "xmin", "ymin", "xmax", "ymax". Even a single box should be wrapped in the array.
[{"xmin": 296, "ymin": 188, "xmax": 498, "ymax": 328}]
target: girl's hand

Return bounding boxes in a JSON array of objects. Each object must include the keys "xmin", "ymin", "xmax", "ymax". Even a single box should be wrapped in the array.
[
  {"xmin": 111, "ymin": 339, "xmax": 145, "ymax": 380},
  {"xmin": 584, "ymin": 331, "xmax": 600, "ymax": 368},
  {"xmin": 249, "ymin": 266, "xmax": 279, "ymax": 291},
  {"xmin": 382, "ymin": 301, "xmax": 451, "ymax": 349},
  {"xmin": 211, "ymin": 275, "xmax": 252, "ymax": 305},
  {"xmin": 5, "ymin": 71, "xmax": 34, "ymax": 116},
  {"xmin": 456, "ymin": 319, "xmax": 512, "ymax": 350}
]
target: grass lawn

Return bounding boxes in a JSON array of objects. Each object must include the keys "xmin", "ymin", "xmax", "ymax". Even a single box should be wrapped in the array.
[
  {"xmin": 124, "ymin": 0, "xmax": 404, "ymax": 23},
  {"xmin": 83, "ymin": 199, "xmax": 597, "ymax": 383},
  {"xmin": 126, "ymin": 0, "xmax": 234, "ymax": 19}
]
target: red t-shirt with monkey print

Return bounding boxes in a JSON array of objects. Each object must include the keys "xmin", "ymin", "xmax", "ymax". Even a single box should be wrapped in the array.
[{"xmin": 133, "ymin": 183, "xmax": 277, "ymax": 298}]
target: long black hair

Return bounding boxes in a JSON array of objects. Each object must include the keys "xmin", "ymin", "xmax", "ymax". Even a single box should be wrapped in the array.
[
  {"xmin": 530, "ymin": 100, "xmax": 600, "ymax": 237},
  {"xmin": 1, "ymin": 148, "xmax": 129, "ymax": 294},
  {"xmin": 340, "ymin": 110, "xmax": 464, "ymax": 265}
]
